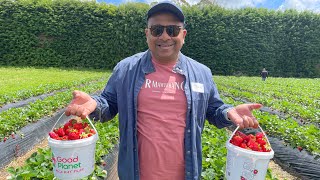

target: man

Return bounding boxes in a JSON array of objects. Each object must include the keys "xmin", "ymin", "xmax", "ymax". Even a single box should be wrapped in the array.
[
  {"xmin": 66, "ymin": 1, "xmax": 262, "ymax": 180},
  {"xmin": 261, "ymin": 68, "xmax": 268, "ymax": 81}
]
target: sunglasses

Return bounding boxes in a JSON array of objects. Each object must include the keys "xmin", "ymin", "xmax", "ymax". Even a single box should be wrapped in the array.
[{"xmin": 148, "ymin": 25, "xmax": 182, "ymax": 37}]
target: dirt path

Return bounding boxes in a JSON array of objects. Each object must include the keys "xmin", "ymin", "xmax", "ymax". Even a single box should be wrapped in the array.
[
  {"xmin": 0, "ymin": 139, "xmax": 49, "ymax": 180},
  {"xmin": 0, "ymin": 139, "xmax": 299, "ymax": 180}
]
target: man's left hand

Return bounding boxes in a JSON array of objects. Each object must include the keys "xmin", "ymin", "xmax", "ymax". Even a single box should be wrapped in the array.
[{"xmin": 227, "ymin": 103, "xmax": 263, "ymax": 129}]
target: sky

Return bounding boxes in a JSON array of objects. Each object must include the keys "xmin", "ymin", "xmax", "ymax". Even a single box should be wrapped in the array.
[{"xmin": 96, "ymin": 0, "xmax": 320, "ymax": 13}]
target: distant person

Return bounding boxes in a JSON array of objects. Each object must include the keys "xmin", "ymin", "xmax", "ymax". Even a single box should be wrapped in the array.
[{"xmin": 261, "ymin": 68, "xmax": 268, "ymax": 81}]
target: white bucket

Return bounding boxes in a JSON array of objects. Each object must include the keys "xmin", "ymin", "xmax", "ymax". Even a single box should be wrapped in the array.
[
  {"xmin": 48, "ymin": 113, "xmax": 99, "ymax": 180},
  {"xmin": 225, "ymin": 126, "xmax": 274, "ymax": 180}
]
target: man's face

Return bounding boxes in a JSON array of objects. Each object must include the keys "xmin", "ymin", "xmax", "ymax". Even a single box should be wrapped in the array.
[{"xmin": 145, "ymin": 12, "xmax": 187, "ymax": 63}]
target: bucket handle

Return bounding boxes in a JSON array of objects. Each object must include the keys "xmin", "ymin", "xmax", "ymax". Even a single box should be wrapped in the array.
[
  {"xmin": 51, "ymin": 112, "xmax": 99, "ymax": 136},
  {"xmin": 228, "ymin": 125, "xmax": 270, "ymax": 145}
]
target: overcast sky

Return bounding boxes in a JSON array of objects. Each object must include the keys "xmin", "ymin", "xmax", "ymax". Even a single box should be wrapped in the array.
[{"xmin": 96, "ymin": 0, "xmax": 320, "ymax": 13}]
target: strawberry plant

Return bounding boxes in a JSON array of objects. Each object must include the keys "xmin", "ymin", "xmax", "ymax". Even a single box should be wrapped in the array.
[
  {"xmin": 0, "ymin": 67, "xmax": 110, "ymax": 106},
  {"xmin": 0, "ymin": 80, "xmax": 107, "ymax": 141}
]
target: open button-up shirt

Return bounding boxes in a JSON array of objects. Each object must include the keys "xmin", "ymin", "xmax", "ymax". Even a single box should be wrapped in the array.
[{"xmin": 90, "ymin": 50, "xmax": 233, "ymax": 180}]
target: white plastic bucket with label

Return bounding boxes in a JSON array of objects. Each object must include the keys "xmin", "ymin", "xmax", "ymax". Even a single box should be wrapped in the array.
[
  {"xmin": 225, "ymin": 126, "xmax": 274, "ymax": 180},
  {"xmin": 48, "ymin": 113, "xmax": 98, "ymax": 180}
]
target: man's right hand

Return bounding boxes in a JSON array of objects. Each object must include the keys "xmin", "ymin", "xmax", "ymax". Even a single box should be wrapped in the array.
[{"xmin": 65, "ymin": 90, "xmax": 97, "ymax": 119}]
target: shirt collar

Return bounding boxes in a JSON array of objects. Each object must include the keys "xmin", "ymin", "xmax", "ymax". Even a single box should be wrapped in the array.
[{"xmin": 141, "ymin": 50, "xmax": 187, "ymax": 75}]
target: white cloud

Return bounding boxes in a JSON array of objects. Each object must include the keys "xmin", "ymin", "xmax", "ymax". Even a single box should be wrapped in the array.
[
  {"xmin": 279, "ymin": 0, "xmax": 320, "ymax": 13},
  {"xmin": 215, "ymin": 0, "xmax": 266, "ymax": 9},
  {"xmin": 143, "ymin": 0, "xmax": 267, "ymax": 7},
  {"xmin": 141, "ymin": 0, "xmax": 320, "ymax": 13}
]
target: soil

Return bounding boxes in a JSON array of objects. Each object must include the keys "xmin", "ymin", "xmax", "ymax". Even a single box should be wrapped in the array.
[{"xmin": 0, "ymin": 139, "xmax": 299, "ymax": 180}]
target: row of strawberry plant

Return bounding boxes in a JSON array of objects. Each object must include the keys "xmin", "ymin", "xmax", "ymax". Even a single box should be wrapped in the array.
[
  {"xmin": 0, "ymin": 78, "xmax": 109, "ymax": 141},
  {"xmin": 220, "ymin": 95, "xmax": 320, "ymax": 155},
  {"xmin": 215, "ymin": 77, "xmax": 319, "ymax": 125},
  {"xmin": 214, "ymin": 76, "xmax": 319, "ymax": 109},
  {"xmin": 6, "ymin": 119, "xmax": 120, "ymax": 179},
  {"xmin": 215, "ymin": 76, "xmax": 319, "ymax": 104},
  {"xmin": 0, "ymin": 67, "xmax": 109, "ymax": 107}
]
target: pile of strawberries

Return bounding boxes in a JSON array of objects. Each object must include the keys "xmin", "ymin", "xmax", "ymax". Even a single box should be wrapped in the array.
[
  {"xmin": 49, "ymin": 118, "xmax": 96, "ymax": 140},
  {"xmin": 229, "ymin": 130, "xmax": 272, "ymax": 152}
]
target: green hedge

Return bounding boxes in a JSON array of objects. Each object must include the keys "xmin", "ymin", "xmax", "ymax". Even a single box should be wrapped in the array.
[{"xmin": 0, "ymin": 0, "xmax": 319, "ymax": 77}]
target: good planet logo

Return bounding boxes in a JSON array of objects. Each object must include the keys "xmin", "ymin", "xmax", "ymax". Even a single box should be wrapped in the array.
[{"xmin": 52, "ymin": 154, "xmax": 85, "ymax": 174}]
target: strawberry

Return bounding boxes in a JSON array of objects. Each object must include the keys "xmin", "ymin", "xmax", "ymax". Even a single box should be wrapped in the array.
[
  {"xmin": 63, "ymin": 122, "xmax": 72, "ymax": 130},
  {"xmin": 49, "ymin": 132, "xmax": 59, "ymax": 140},
  {"xmin": 240, "ymin": 143, "xmax": 247, "ymax": 149},
  {"xmin": 73, "ymin": 123, "xmax": 84, "ymax": 130},
  {"xmin": 83, "ymin": 122, "xmax": 89, "ymax": 128},
  {"xmin": 297, "ymin": 146, "xmax": 303, "ymax": 152},
  {"xmin": 235, "ymin": 131, "xmax": 247, "ymax": 139},
  {"xmin": 3, "ymin": 137, "xmax": 7, "ymax": 142},
  {"xmin": 254, "ymin": 169, "xmax": 258, "ymax": 174},
  {"xmin": 65, "ymin": 128, "xmax": 72, "ymax": 135},
  {"xmin": 90, "ymin": 129, "xmax": 96, "ymax": 134},
  {"xmin": 68, "ymin": 132, "xmax": 80, "ymax": 140},
  {"xmin": 257, "ymin": 138, "xmax": 266, "ymax": 146},
  {"xmin": 56, "ymin": 128, "xmax": 65, "ymax": 137},
  {"xmin": 255, "ymin": 132, "xmax": 264, "ymax": 139}
]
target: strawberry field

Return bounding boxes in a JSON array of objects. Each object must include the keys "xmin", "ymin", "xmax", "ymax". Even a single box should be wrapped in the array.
[{"xmin": 0, "ymin": 67, "xmax": 319, "ymax": 179}]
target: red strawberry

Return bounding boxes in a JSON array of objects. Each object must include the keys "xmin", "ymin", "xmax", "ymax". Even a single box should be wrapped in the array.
[
  {"xmin": 83, "ymin": 122, "xmax": 89, "ymax": 128},
  {"xmin": 61, "ymin": 136, "xmax": 68, "ymax": 140},
  {"xmin": 257, "ymin": 138, "xmax": 266, "ymax": 146},
  {"xmin": 64, "ymin": 122, "xmax": 72, "ymax": 130},
  {"xmin": 256, "ymin": 132, "xmax": 264, "ymax": 139},
  {"xmin": 240, "ymin": 143, "xmax": 247, "ymax": 149},
  {"xmin": 68, "ymin": 132, "xmax": 80, "ymax": 140},
  {"xmin": 78, "ymin": 129, "xmax": 85, "ymax": 134},
  {"xmin": 53, "ymin": 128, "xmax": 59, "ymax": 134},
  {"xmin": 235, "ymin": 131, "xmax": 247, "ymax": 139},
  {"xmin": 56, "ymin": 128, "xmax": 65, "ymax": 137},
  {"xmin": 231, "ymin": 135, "xmax": 243, "ymax": 146},
  {"xmin": 3, "ymin": 137, "xmax": 7, "ymax": 142},
  {"xmin": 49, "ymin": 132, "xmax": 59, "ymax": 139},
  {"xmin": 73, "ymin": 123, "xmax": 84, "ymax": 130},
  {"xmin": 254, "ymin": 169, "xmax": 258, "ymax": 174},
  {"xmin": 297, "ymin": 146, "xmax": 303, "ymax": 152},
  {"xmin": 90, "ymin": 129, "xmax": 96, "ymax": 134},
  {"xmin": 252, "ymin": 143, "xmax": 261, "ymax": 151}
]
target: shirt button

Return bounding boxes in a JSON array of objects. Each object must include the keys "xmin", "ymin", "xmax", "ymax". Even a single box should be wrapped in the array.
[
  {"xmin": 133, "ymin": 148, "xmax": 136, "ymax": 151},
  {"xmin": 187, "ymin": 171, "xmax": 190, "ymax": 176},
  {"xmin": 187, "ymin": 129, "xmax": 191, "ymax": 133},
  {"xmin": 187, "ymin": 151, "xmax": 191, "ymax": 154}
]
